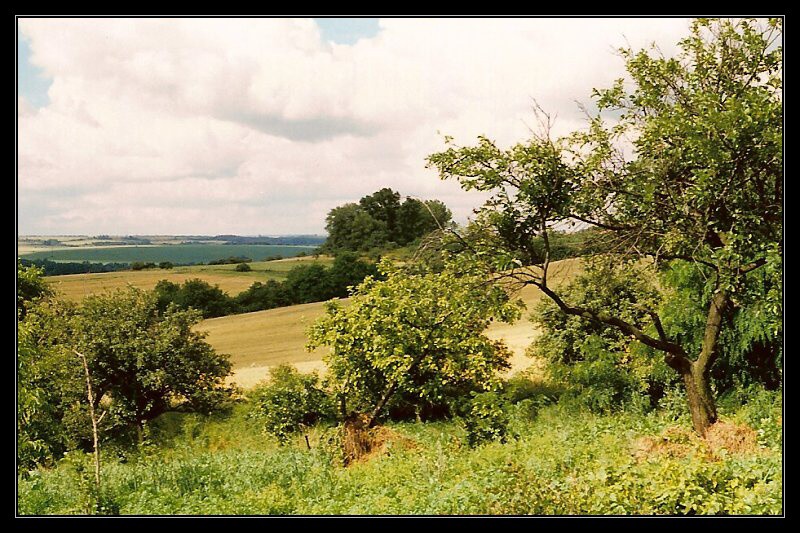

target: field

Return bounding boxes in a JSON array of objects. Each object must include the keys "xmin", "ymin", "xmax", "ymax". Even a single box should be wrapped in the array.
[
  {"xmin": 19, "ymin": 244, "xmax": 318, "ymax": 265},
  {"xmin": 201, "ymin": 258, "xmax": 583, "ymax": 388},
  {"xmin": 45, "ymin": 256, "xmax": 334, "ymax": 302}
]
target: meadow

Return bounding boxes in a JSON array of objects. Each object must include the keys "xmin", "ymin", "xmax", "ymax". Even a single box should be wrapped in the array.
[
  {"xmin": 19, "ymin": 244, "xmax": 318, "ymax": 265},
  {"xmin": 17, "ymin": 385, "xmax": 782, "ymax": 515}
]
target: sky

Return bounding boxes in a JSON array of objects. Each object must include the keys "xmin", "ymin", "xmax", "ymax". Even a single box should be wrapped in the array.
[{"xmin": 17, "ymin": 17, "xmax": 693, "ymax": 236}]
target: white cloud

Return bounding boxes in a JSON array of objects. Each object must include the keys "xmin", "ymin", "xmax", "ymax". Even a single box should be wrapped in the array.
[{"xmin": 18, "ymin": 17, "xmax": 692, "ymax": 235}]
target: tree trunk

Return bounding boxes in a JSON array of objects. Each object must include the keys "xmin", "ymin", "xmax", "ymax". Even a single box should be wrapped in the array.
[
  {"xmin": 681, "ymin": 364, "xmax": 717, "ymax": 436},
  {"xmin": 682, "ymin": 289, "xmax": 729, "ymax": 436}
]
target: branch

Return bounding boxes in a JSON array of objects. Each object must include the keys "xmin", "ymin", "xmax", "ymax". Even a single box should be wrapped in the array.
[
  {"xmin": 534, "ymin": 283, "xmax": 690, "ymax": 371},
  {"xmin": 568, "ymin": 214, "xmax": 634, "ymax": 232}
]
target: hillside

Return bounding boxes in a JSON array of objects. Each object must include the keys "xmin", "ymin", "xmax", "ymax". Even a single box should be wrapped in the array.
[{"xmin": 200, "ymin": 258, "xmax": 583, "ymax": 388}]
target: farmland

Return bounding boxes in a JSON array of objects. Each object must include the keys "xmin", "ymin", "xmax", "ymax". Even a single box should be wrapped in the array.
[
  {"xmin": 19, "ymin": 244, "xmax": 318, "ymax": 265},
  {"xmin": 44, "ymin": 256, "xmax": 334, "ymax": 302}
]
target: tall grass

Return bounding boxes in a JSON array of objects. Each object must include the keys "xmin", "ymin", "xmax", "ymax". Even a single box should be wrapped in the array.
[{"xmin": 18, "ymin": 388, "xmax": 782, "ymax": 516}]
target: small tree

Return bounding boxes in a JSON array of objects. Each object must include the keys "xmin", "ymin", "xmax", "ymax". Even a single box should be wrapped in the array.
[
  {"xmin": 307, "ymin": 260, "xmax": 521, "ymax": 427},
  {"xmin": 74, "ymin": 287, "xmax": 234, "ymax": 441}
]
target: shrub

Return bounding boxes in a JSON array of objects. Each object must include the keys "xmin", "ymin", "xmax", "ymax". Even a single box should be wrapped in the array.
[
  {"xmin": 249, "ymin": 365, "xmax": 334, "ymax": 444},
  {"xmin": 235, "ymin": 263, "xmax": 252, "ymax": 272},
  {"xmin": 460, "ymin": 391, "xmax": 511, "ymax": 447}
]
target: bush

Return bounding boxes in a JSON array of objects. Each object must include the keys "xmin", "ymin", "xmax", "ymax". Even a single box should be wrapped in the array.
[
  {"xmin": 249, "ymin": 365, "xmax": 334, "ymax": 444},
  {"xmin": 158, "ymin": 262, "xmax": 174, "ymax": 270},
  {"xmin": 460, "ymin": 392, "xmax": 511, "ymax": 447},
  {"xmin": 235, "ymin": 263, "xmax": 252, "ymax": 272}
]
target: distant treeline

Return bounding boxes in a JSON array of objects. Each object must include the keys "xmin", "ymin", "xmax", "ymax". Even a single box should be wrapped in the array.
[
  {"xmin": 19, "ymin": 259, "xmax": 131, "ymax": 276},
  {"xmin": 217, "ymin": 235, "xmax": 325, "ymax": 246},
  {"xmin": 154, "ymin": 252, "xmax": 381, "ymax": 318}
]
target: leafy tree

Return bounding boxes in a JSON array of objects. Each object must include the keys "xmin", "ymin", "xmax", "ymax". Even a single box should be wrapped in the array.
[
  {"xmin": 359, "ymin": 187, "xmax": 402, "ymax": 243},
  {"xmin": 283, "ymin": 264, "xmax": 336, "ymax": 304},
  {"xmin": 234, "ymin": 280, "xmax": 291, "ymax": 313},
  {"xmin": 170, "ymin": 278, "xmax": 234, "ymax": 318},
  {"xmin": 397, "ymin": 198, "xmax": 453, "ymax": 245},
  {"xmin": 427, "ymin": 18, "xmax": 782, "ymax": 435},
  {"xmin": 17, "ymin": 261, "xmax": 52, "ymax": 320},
  {"xmin": 323, "ymin": 189, "xmax": 454, "ymax": 252},
  {"xmin": 19, "ymin": 288, "xmax": 233, "ymax": 456},
  {"xmin": 324, "ymin": 203, "xmax": 388, "ymax": 252},
  {"xmin": 73, "ymin": 288, "xmax": 233, "ymax": 440},
  {"xmin": 307, "ymin": 260, "xmax": 521, "ymax": 427},
  {"xmin": 325, "ymin": 252, "xmax": 382, "ymax": 298},
  {"xmin": 532, "ymin": 260, "xmax": 673, "ymax": 412}
]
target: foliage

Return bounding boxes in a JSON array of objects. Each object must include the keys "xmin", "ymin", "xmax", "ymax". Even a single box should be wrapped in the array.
[
  {"xmin": 74, "ymin": 288, "xmax": 234, "ymax": 432},
  {"xmin": 459, "ymin": 391, "xmax": 511, "ymax": 447},
  {"xmin": 233, "ymin": 280, "xmax": 292, "ymax": 313},
  {"xmin": 307, "ymin": 260, "xmax": 521, "ymax": 423},
  {"xmin": 249, "ymin": 365, "xmax": 334, "ymax": 444},
  {"xmin": 18, "ymin": 287, "xmax": 234, "ymax": 469},
  {"xmin": 18, "ymin": 399, "xmax": 782, "ymax": 515},
  {"xmin": 322, "ymin": 188, "xmax": 453, "ymax": 253},
  {"xmin": 427, "ymin": 18, "xmax": 783, "ymax": 433},
  {"xmin": 235, "ymin": 262, "xmax": 252, "ymax": 272},
  {"xmin": 532, "ymin": 260, "xmax": 673, "ymax": 411},
  {"xmin": 19, "ymin": 258, "xmax": 131, "ymax": 277},
  {"xmin": 659, "ymin": 262, "xmax": 782, "ymax": 391},
  {"xmin": 153, "ymin": 278, "xmax": 234, "ymax": 318},
  {"xmin": 17, "ymin": 260, "xmax": 53, "ymax": 319}
]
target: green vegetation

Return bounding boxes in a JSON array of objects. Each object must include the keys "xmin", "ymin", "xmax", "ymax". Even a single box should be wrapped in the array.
[
  {"xmin": 153, "ymin": 253, "xmax": 381, "ymax": 318},
  {"xmin": 428, "ymin": 18, "xmax": 782, "ymax": 435},
  {"xmin": 322, "ymin": 188, "xmax": 453, "ymax": 253},
  {"xmin": 16, "ymin": 18, "xmax": 782, "ymax": 516},
  {"xmin": 20, "ymin": 244, "xmax": 318, "ymax": 265},
  {"xmin": 17, "ymin": 384, "xmax": 782, "ymax": 515},
  {"xmin": 17, "ymin": 275, "xmax": 234, "ymax": 473},
  {"xmin": 308, "ymin": 259, "xmax": 521, "ymax": 427},
  {"xmin": 249, "ymin": 365, "xmax": 334, "ymax": 444}
]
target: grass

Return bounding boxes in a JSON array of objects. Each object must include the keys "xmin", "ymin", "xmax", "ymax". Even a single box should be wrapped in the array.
[
  {"xmin": 45, "ymin": 256, "xmax": 334, "ymax": 303},
  {"xmin": 20, "ymin": 244, "xmax": 318, "ymax": 265},
  {"xmin": 17, "ymin": 387, "xmax": 783, "ymax": 516}
]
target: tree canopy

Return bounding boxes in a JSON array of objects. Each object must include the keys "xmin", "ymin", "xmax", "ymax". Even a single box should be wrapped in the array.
[
  {"xmin": 307, "ymin": 260, "xmax": 522, "ymax": 427},
  {"xmin": 323, "ymin": 188, "xmax": 453, "ymax": 252}
]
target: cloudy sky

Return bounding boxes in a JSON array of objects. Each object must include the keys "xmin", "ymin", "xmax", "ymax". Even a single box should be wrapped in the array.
[{"xmin": 17, "ymin": 17, "xmax": 692, "ymax": 236}]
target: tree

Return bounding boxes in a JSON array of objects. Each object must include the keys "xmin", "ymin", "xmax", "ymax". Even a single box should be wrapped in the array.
[
  {"xmin": 323, "ymin": 189, "xmax": 454, "ymax": 252},
  {"xmin": 397, "ymin": 198, "xmax": 453, "ymax": 245},
  {"xmin": 72, "ymin": 288, "xmax": 233, "ymax": 440},
  {"xmin": 17, "ymin": 261, "xmax": 52, "ymax": 320},
  {"xmin": 283, "ymin": 263, "xmax": 336, "ymax": 304},
  {"xmin": 157, "ymin": 278, "xmax": 234, "ymax": 318},
  {"xmin": 359, "ymin": 187, "xmax": 402, "ymax": 243},
  {"xmin": 307, "ymin": 260, "xmax": 521, "ymax": 427},
  {"xmin": 427, "ymin": 18, "xmax": 782, "ymax": 435},
  {"xmin": 324, "ymin": 203, "xmax": 388, "ymax": 252},
  {"xmin": 325, "ymin": 252, "xmax": 382, "ymax": 298}
]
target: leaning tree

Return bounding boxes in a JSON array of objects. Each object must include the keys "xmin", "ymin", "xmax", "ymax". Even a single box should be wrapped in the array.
[{"xmin": 427, "ymin": 18, "xmax": 782, "ymax": 435}]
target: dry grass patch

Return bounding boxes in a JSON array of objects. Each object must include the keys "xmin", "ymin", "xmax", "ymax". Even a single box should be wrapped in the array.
[
  {"xmin": 340, "ymin": 415, "xmax": 419, "ymax": 466},
  {"xmin": 632, "ymin": 421, "xmax": 760, "ymax": 462}
]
